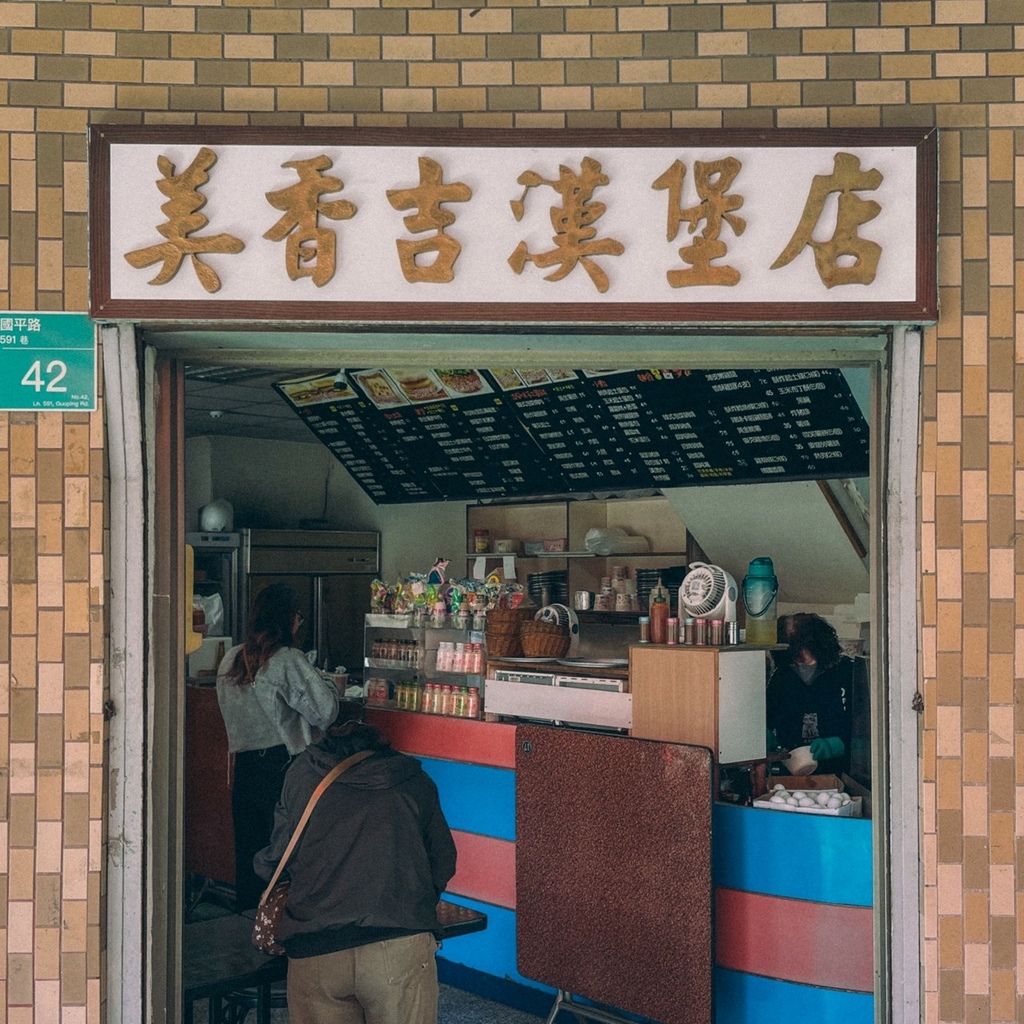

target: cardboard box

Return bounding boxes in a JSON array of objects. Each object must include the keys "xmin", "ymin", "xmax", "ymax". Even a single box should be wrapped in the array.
[
  {"xmin": 751, "ymin": 771, "xmax": 841, "ymax": 800},
  {"xmin": 778, "ymin": 774, "xmax": 843, "ymax": 792},
  {"xmin": 841, "ymin": 773, "xmax": 872, "ymax": 819},
  {"xmin": 753, "ymin": 777, "xmax": 863, "ymax": 818}
]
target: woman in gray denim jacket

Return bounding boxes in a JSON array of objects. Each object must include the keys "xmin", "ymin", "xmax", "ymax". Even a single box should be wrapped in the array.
[{"xmin": 216, "ymin": 583, "xmax": 339, "ymax": 910}]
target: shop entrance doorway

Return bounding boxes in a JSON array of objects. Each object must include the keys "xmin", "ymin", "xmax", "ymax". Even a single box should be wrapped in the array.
[{"xmin": 103, "ymin": 324, "xmax": 921, "ymax": 1024}]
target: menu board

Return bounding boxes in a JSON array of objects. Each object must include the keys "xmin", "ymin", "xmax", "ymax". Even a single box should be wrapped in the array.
[
  {"xmin": 580, "ymin": 367, "xmax": 869, "ymax": 486},
  {"xmin": 274, "ymin": 367, "xmax": 868, "ymax": 505},
  {"xmin": 275, "ymin": 369, "xmax": 560, "ymax": 502}
]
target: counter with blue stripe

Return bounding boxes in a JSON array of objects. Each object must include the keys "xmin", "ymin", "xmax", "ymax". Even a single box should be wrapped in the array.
[{"xmin": 368, "ymin": 710, "xmax": 875, "ymax": 1022}]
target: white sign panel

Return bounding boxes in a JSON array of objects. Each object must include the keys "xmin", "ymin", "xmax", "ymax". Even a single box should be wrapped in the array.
[{"xmin": 89, "ymin": 127, "xmax": 937, "ymax": 325}]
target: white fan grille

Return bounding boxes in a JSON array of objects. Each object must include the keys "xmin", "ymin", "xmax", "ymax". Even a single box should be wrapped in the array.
[{"xmin": 680, "ymin": 565, "xmax": 727, "ymax": 617}]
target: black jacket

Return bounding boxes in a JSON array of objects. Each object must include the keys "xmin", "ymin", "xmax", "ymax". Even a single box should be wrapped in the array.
[
  {"xmin": 765, "ymin": 656, "xmax": 854, "ymax": 775},
  {"xmin": 254, "ymin": 726, "xmax": 457, "ymax": 958}
]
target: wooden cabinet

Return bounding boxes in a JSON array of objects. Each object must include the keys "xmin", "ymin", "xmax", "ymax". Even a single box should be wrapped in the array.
[
  {"xmin": 628, "ymin": 644, "xmax": 770, "ymax": 763},
  {"xmin": 465, "ymin": 495, "xmax": 693, "ymax": 600}
]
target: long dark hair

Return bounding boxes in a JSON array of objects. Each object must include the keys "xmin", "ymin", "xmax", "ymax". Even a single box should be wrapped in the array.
[{"xmin": 226, "ymin": 583, "xmax": 299, "ymax": 686}]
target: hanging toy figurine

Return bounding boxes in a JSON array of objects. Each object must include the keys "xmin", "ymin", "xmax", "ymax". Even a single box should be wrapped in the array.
[{"xmin": 426, "ymin": 557, "xmax": 450, "ymax": 586}]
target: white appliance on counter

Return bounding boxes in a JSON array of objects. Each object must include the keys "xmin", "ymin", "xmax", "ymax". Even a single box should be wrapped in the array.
[{"xmin": 484, "ymin": 667, "xmax": 632, "ymax": 731}]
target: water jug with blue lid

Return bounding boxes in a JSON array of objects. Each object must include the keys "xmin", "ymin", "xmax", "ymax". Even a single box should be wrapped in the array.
[{"xmin": 742, "ymin": 557, "xmax": 778, "ymax": 645}]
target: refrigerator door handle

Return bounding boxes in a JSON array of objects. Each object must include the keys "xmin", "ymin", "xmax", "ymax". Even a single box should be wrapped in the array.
[{"xmin": 313, "ymin": 575, "xmax": 325, "ymax": 670}]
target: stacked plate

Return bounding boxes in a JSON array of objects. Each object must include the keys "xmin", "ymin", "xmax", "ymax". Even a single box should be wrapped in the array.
[
  {"xmin": 527, "ymin": 570, "xmax": 568, "ymax": 606},
  {"xmin": 635, "ymin": 566, "xmax": 688, "ymax": 613}
]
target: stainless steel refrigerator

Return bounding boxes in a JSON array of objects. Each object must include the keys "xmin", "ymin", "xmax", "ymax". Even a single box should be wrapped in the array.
[{"xmin": 187, "ymin": 527, "xmax": 380, "ymax": 676}]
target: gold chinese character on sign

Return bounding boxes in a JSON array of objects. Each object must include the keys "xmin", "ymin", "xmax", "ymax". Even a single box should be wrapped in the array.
[
  {"xmin": 264, "ymin": 156, "xmax": 357, "ymax": 287},
  {"xmin": 771, "ymin": 152, "xmax": 883, "ymax": 288},
  {"xmin": 386, "ymin": 157, "xmax": 472, "ymax": 284},
  {"xmin": 508, "ymin": 157, "xmax": 624, "ymax": 294},
  {"xmin": 652, "ymin": 157, "xmax": 746, "ymax": 287},
  {"xmin": 124, "ymin": 147, "xmax": 244, "ymax": 293}
]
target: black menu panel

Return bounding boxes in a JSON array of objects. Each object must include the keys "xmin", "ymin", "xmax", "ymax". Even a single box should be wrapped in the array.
[
  {"xmin": 274, "ymin": 369, "xmax": 559, "ymax": 503},
  {"xmin": 502, "ymin": 374, "xmax": 656, "ymax": 492},
  {"xmin": 274, "ymin": 367, "xmax": 868, "ymax": 505},
  {"xmin": 579, "ymin": 367, "xmax": 869, "ymax": 486}
]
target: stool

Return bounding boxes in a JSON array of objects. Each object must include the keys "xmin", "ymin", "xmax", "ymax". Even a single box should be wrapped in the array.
[{"xmin": 220, "ymin": 978, "xmax": 287, "ymax": 1024}]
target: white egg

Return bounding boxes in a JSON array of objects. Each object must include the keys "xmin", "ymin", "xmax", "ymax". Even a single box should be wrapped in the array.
[
  {"xmin": 797, "ymin": 797, "xmax": 816, "ymax": 807},
  {"xmin": 769, "ymin": 794, "xmax": 787, "ymax": 804},
  {"xmin": 773, "ymin": 783, "xmax": 787, "ymax": 792},
  {"xmin": 839, "ymin": 793, "xmax": 851, "ymax": 805},
  {"xmin": 786, "ymin": 796, "xmax": 799, "ymax": 806},
  {"xmin": 826, "ymin": 796, "xmax": 843, "ymax": 809},
  {"xmin": 790, "ymin": 790, "xmax": 805, "ymax": 800}
]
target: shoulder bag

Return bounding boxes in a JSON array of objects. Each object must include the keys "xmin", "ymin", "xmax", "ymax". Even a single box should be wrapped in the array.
[{"xmin": 251, "ymin": 748, "xmax": 374, "ymax": 955}]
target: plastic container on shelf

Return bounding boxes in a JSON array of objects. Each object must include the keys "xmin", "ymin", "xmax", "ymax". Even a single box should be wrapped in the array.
[{"xmin": 583, "ymin": 526, "xmax": 651, "ymax": 556}]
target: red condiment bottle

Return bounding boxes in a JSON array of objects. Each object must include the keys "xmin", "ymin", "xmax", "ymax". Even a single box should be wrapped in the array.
[{"xmin": 649, "ymin": 581, "xmax": 669, "ymax": 644}]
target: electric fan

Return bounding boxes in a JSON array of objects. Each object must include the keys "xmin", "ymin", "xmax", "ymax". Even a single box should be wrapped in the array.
[{"xmin": 678, "ymin": 562, "xmax": 738, "ymax": 621}]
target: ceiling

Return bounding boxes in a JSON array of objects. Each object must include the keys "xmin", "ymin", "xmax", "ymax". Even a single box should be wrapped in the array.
[{"xmin": 184, "ymin": 365, "xmax": 330, "ymax": 443}]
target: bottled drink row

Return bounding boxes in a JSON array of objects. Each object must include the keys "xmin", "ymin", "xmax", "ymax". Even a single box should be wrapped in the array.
[
  {"xmin": 366, "ymin": 677, "xmax": 482, "ymax": 718},
  {"xmin": 367, "ymin": 638, "xmax": 485, "ymax": 674}
]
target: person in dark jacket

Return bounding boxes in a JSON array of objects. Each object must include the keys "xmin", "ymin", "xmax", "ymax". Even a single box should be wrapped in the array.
[
  {"xmin": 765, "ymin": 613, "xmax": 853, "ymax": 776},
  {"xmin": 254, "ymin": 710, "xmax": 457, "ymax": 1024}
]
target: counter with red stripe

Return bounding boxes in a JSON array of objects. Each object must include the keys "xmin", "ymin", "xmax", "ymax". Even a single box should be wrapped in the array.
[{"xmin": 367, "ymin": 709, "xmax": 875, "ymax": 1022}]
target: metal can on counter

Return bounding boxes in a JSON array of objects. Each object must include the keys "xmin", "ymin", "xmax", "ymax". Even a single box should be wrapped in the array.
[
  {"xmin": 725, "ymin": 620, "xmax": 739, "ymax": 645},
  {"xmin": 683, "ymin": 617, "xmax": 695, "ymax": 645},
  {"xmin": 693, "ymin": 617, "xmax": 708, "ymax": 645},
  {"xmin": 666, "ymin": 617, "xmax": 679, "ymax": 645},
  {"xmin": 709, "ymin": 618, "xmax": 724, "ymax": 646}
]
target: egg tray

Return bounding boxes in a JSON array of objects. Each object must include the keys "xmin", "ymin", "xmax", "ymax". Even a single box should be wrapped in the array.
[{"xmin": 753, "ymin": 791, "xmax": 862, "ymax": 818}]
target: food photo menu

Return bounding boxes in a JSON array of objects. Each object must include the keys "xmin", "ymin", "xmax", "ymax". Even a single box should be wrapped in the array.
[{"xmin": 274, "ymin": 367, "xmax": 869, "ymax": 504}]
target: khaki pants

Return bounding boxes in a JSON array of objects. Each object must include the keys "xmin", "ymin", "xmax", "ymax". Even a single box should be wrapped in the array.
[{"xmin": 287, "ymin": 932, "xmax": 440, "ymax": 1024}]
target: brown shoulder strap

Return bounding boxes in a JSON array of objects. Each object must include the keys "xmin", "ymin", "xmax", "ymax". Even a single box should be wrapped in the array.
[{"xmin": 258, "ymin": 748, "xmax": 374, "ymax": 903}]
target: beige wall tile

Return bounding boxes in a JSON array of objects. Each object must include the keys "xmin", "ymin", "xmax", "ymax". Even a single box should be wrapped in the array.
[
  {"xmin": 460, "ymin": 9, "xmax": 512, "ymax": 34},
  {"xmin": 0, "ymin": 11, "xmax": 1022, "ymax": 1024},
  {"xmin": 934, "ymin": 0, "xmax": 987, "ymax": 23},
  {"xmin": 697, "ymin": 32, "xmax": 747, "ymax": 57}
]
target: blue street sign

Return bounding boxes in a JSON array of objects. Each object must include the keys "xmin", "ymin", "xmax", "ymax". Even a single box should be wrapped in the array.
[{"xmin": 0, "ymin": 313, "xmax": 96, "ymax": 411}]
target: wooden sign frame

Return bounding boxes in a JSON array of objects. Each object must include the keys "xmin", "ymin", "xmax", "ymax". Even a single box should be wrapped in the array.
[{"xmin": 89, "ymin": 126, "xmax": 937, "ymax": 327}]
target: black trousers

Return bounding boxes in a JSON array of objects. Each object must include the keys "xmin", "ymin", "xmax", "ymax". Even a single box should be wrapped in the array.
[{"xmin": 232, "ymin": 744, "xmax": 292, "ymax": 912}]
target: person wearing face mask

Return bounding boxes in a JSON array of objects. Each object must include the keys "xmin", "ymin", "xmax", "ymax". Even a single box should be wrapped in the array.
[
  {"xmin": 216, "ymin": 583, "xmax": 340, "ymax": 911},
  {"xmin": 765, "ymin": 612, "xmax": 853, "ymax": 776}
]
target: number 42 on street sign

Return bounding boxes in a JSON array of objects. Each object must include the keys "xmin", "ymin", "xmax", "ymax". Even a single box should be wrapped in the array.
[{"xmin": 0, "ymin": 313, "xmax": 96, "ymax": 412}]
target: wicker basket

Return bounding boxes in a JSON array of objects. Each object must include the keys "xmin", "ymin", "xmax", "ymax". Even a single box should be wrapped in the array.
[
  {"xmin": 486, "ymin": 607, "xmax": 533, "ymax": 632},
  {"xmin": 485, "ymin": 608, "xmax": 533, "ymax": 659},
  {"xmin": 486, "ymin": 631, "xmax": 523, "ymax": 658},
  {"xmin": 519, "ymin": 620, "xmax": 570, "ymax": 659}
]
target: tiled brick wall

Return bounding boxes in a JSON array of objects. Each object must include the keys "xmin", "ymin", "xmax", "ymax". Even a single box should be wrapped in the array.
[{"xmin": 1, "ymin": 2, "xmax": 1021, "ymax": 1021}]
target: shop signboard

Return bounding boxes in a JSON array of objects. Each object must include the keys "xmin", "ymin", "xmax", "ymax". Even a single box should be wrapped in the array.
[
  {"xmin": 0, "ymin": 313, "xmax": 96, "ymax": 412},
  {"xmin": 89, "ymin": 127, "xmax": 937, "ymax": 326},
  {"xmin": 275, "ymin": 367, "xmax": 869, "ymax": 504}
]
